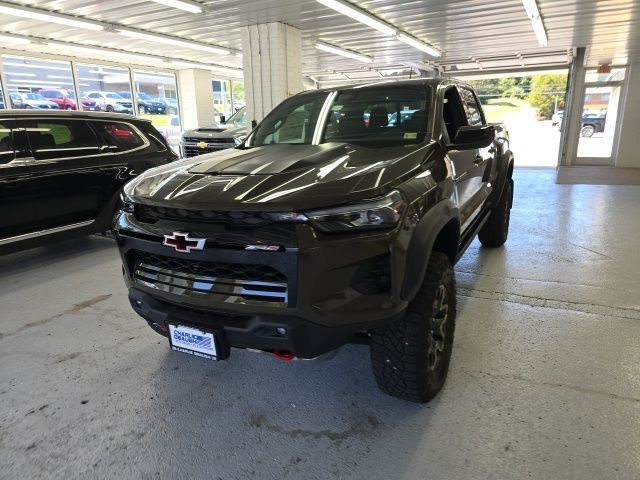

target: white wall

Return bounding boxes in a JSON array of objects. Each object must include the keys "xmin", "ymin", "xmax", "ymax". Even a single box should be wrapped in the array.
[
  {"xmin": 178, "ymin": 69, "xmax": 215, "ymax": 130},
  {"xmin": 615, "ymin": 61, "xmax": 640, "ymax": 167},
  {"xmin": 241, "ymin": 23, "xmax": 303, "ymax": 125}
]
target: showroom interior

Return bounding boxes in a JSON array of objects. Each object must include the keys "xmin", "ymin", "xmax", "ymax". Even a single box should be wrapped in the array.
[{"xmin": 1, "ymin": 0, "xmax": 640, "ymax": 478}]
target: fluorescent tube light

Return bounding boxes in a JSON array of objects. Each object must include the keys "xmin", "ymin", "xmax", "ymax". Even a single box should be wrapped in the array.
[
  {"xmin": 316, "ymin": 0, "xmax": 396, "ymax": 36},
  {"xmin": 396, "ymin": 33, "xmax": 441, "ymax": 57},
  {"xmin": 6, "ymin": 72, "xmax": 36, "ymax": 77},
  {"xmin": 521, "ymin": 0, "xmax": 548, "ymax": 46},
  {"xmin": 46, "ymin": 42, "xmax": 160, "ymax": 64},
  {"xmin": 315, "ymin": 41, "xmax": 373, "ymax": 63},
  {"xmin": 0, "ymin": 3, "xmax": 103, "ymax": 31},
  {"xmin": 149, "ymin": 0, "xmax": 202, "ymax": 14},
  {"xmin": 117, "ymin": 29, "xmax": 230, "ymax": 55},
  {"xmin": 0, "ymin": 34, "xmax": 31, "ymax": 44},
  {"xmin": 169, "ymin": 61, "xmax": 242, "ymax": 75}
]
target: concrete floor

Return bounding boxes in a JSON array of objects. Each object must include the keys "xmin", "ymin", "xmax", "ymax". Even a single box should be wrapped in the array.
[{"xmin": 2, "ymin": 169, "xmax": 640, "ymax": 479}]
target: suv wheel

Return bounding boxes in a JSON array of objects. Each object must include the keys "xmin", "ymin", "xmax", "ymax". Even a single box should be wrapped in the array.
[
  {"xmin": 581, "ymin": 125, "xmax": 595, "ymax": 137},
  {"xmin": 479, "ymin": 178, "xmax": 513, "ymax": 248},
  {"xmin": 370, "ymin": 251, "xmax": 456, "ymax": 403},
  {"xmin": 106, "ymin": 105, "xmax": 114, "ymax": 112},
  {"xmin": 139, "ymin": 105, "xmax": 147, "ymax": 114}
]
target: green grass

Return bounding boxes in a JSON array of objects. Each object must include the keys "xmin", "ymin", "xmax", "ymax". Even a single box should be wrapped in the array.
[{"xmin": 482, "ymin": 97, "xmax": 528, "ymax": 123}]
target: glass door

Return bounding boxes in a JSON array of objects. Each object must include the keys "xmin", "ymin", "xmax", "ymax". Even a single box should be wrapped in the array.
[{"xmin": 575, "ymin": 68, "xmax": 625, "ymax": 165}]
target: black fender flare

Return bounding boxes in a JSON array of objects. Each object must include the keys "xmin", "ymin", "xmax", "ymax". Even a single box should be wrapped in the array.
[
  {"xmin": 486, "ymin": 149, "xmax": 514, "ymax": 209},
  {"xmin": 401, "ymin": 199, "xmax": 460, "ymax": 301}
]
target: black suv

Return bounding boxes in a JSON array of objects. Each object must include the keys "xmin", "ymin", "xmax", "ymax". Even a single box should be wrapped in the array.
[
  {"xmin": 114, "ymin": 79, "xmax": 514, "ymax": 403},
  {"xmin": 0, "ymin": 110, "xmax": 177, "ymax": 253},
  {"xmin": 180, "ymin": 107, "xmax": 247, "ymax": 157}
]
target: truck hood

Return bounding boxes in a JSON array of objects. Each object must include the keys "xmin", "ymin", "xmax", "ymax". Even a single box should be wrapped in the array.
[
  {"xmin": 125, "ymin": 142, "xmax": 437, "ymax": 210},
  {"xmin": 182, "ymin": 125, "xmax": 246, "ymax": 140}
]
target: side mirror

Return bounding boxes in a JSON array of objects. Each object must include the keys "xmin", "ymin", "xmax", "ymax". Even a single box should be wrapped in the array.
[
  {"xmin": 251, "ymin": 119, "xmax": 258, "ymax": 129},
  {"xmin": 450, "ymin": 125, "xmax": 495, "ymax": 150},
  {"xmin": 219, "ymin": 115, "xmax": 226, "ymax": 124}
]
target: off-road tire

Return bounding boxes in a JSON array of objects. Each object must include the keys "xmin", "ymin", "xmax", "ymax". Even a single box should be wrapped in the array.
[
  {"xmin": 479, "ymin": 178, "xmax": 513, "ymax": 248},
  {"xmin": 370, "ymin": 251, "xmax": 456, "ymax": 403}
]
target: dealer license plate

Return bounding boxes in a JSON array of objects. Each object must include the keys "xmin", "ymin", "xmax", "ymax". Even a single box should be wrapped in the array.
[{"xmin": 168, "ymin": 324, "xmax": 217, "ymax": 360}]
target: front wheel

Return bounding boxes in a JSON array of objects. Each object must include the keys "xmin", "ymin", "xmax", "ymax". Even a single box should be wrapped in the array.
[
  {"xmin": 370, "ymin": 251, "xmax": 456, "ymax": 403},
  {"xmin": 106, "ymin": 105, "xmax": 114, "ymax": 112},
  {"xmin": 479, "ymin": 178, "xmax": 513, "ymax": 248},
  {"xmin": 138, "ymin": 105, "xmax": 146, "ymax": 114},
  {"xmin": 581, "ymin": 125, "xmax": 595, "ymax": 137}
]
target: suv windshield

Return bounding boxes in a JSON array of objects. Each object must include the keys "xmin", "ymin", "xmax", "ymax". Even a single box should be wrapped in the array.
[
  {"xmin": 249, "ymin": 86, "xmax": 430, "ymax": 147},
  {"xmin": 224, "ymin": 107, "xmax": 247, "ymax": 128}
]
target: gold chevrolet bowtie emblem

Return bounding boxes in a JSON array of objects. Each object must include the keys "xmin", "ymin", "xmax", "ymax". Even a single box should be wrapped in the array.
[{"xmin": 196, "ymin": 141, "xmax": 208, "ymax": 149}]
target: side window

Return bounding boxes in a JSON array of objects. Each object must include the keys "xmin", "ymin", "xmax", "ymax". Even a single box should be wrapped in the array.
[
  {"xmin": 0, "ymin": 121, "xmax": 15, "ymax": 164},
  {"xmin": 442, "ymin": 87, "xmax": 468, "ymax": 141},
  {"xmin": 26, "ymin": 120, "xmax": 101, "ymax": 160},
  {"xmin": 91, "ymin": 121, "xmax": 146, "ymax": 152},
  {"xmin": 459, "ymin": 87, "xmax": 484, "ymax": 126}
]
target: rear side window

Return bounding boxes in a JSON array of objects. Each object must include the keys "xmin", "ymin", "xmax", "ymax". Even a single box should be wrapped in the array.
[
  {"xmin": 0, "ymin": 121, "xmax": 14, "ymax": 164},
  {"xmin": 458, "ymin": 87, "xmax": 484, "ymax": 126},
  {"xmin": 25, "ymin": 119, "xmax": 101, "ymax": 160},
  {"xmin": 91, "ymin": 121, "xmax": 146, "ymax": 152}
]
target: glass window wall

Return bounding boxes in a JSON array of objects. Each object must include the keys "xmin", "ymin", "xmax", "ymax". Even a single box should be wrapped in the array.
[
  {"xmin": 75, "ymin": 64, "xmax": 134, "ymax": 114},
  {"xmin": 132, "ymin": 70, "xmax": 180, "ymax": 152},
  {"xmin": 1, "ymin": 55, "xmax": 74, "ymax": 110}
]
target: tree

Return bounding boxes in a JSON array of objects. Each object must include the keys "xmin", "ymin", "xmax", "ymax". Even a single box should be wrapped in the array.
[{"xmin": 528, "ymin": 74, "xmax": 567, "ymax": 118}]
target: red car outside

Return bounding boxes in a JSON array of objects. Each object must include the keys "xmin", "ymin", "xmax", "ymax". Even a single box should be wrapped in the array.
[{"xmin": 38, "ymin": 89, "xmax": 100, "ymax": 111}]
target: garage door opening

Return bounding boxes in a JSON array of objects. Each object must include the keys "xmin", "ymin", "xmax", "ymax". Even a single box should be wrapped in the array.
[{"xmin": 466, "ymin": 70, "xmax": 568, "ymax": 168}]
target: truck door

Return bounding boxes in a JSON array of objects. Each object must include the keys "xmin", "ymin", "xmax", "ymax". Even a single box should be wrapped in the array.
[
  {"xmin": 0, "ymin": 119, "xmax": 34, "ymax": 242},
  {"xmin": 23, "ymin": 117, "xmax": 106, "ymax": 230}
]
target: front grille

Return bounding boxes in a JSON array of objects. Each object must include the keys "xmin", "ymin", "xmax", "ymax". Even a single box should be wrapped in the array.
[
  {"xmin": 132, "ymin": 252, "xmax": 288, "ymax": 306},
  {"xmin": 135, "ymin": 204, "xmax": 272, "ymax": 228},
  {"xmin": 183, "ymin": 144, "xmax": 234, "ymax": 157},
  {"xmin": 183, "ymin": 137, "xmax": 234, "ymax": 144}
]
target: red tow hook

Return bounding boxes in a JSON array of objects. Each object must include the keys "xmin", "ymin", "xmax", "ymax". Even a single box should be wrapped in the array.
[{"xmin": 274, "ymin": 350, "xmax": 296, "ymax": 361}]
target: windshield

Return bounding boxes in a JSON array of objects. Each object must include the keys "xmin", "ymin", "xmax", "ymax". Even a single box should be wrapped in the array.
[
  {"xmin": 225, "ymin": 107, "xmax": 247, "ymax": 127},
  {"xmin": 107, "ymin": 93, "xmax": 125, "ymax": 100},
  {"xmin": 24, "ymin": 93, "xmax": 45, "ymax": 100},
  {"xmin": 138, "ymin": 92, "xmax": 152, "ymax": 100},
  {"xmin": 249, "ymin": 86, "xmax": 430, "ymax": 147}
]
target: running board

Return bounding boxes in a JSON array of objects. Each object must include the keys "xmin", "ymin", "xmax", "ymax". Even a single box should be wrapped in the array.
[{"xmin": 0, "ymin": 220, "xmax": 94, "ymax": 246}]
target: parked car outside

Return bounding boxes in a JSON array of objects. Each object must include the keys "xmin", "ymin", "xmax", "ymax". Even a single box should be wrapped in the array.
[
  {"xmin": 39, "ymin": 89, "xmax": 78, "ymax": 110},
  {"xmin": 9, "ymin": 92, "xmax": 59, "ymax": 110},
  {"xmin": 551, "ymin": 110, "xmax": 564, "ymax": 126},
  {"xmin": 0, "ymin": 110, "xmax": 178, "ymax": 254},
  {"xmin": 180, "ymin": 106, "xmax": 247, "ymax": 157},
  {"xmin": 119, "ymin": 91, "xmax": 166, "ymax": 114},
  {"xmin": 114, "ymin": 79, "xmax": 515, "ymax": 403},
  {"xmin": 157, "ymin": 97, "xmax": 179, "ymax": 115},
  {"xmin": 38, "ymin": 89, "xmax": 99, "ymax": 111},
  {"xmin": 580, "ymin": 112, "xmax": 607, "ymax": 137},
  {"xmin": 84, "ymin": 91, "xmax": 133, "ymax": 114}
]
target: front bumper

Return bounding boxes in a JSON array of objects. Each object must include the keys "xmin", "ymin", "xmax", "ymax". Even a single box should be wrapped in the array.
[{"xmin": 114, "ymin": 211, "xmax": 410, "ymax": 358}]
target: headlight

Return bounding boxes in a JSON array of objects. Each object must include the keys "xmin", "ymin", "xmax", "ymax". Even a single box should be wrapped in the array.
[{"xmin": 305, "ymin": 191, "xmax": 405, "ymax": 233}]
